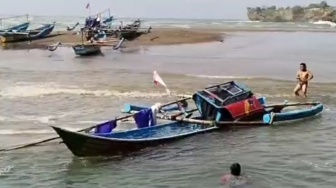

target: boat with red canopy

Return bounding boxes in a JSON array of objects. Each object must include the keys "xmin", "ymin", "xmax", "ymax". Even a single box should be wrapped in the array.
[{"xmin": 51, "ymin": 81, "xmax": 323, "ymax": 157}]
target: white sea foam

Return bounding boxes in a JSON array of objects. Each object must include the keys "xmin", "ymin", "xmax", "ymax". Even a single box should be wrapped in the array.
[
  {"xmin": 0, "ymin": 129, "xmax": 55, "ymax": 135},
  {"xmin": 312, "ymin": 20, "xmax": 336, "ymax": 28},
  {"xmin": 0, "ymin": 110, "xmax": 80, "ymax": 124},
  {"xmin": 0, "ymin": 115, "xmax": 57, "ymax": 124},
  {"xmin": 186, "ymin": 74, "xmax": 254, "ymax": 79},
  {"xmin": 0, "ymin": 126, "xmax": 81, "ymax": 135},
  {"xmin": 0, "ymin": 83, "xmax": 171, "ymax": 99}
]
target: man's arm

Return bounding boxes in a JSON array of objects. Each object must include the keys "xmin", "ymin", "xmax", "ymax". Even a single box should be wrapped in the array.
[
  {"xmin": 296, "ymin": 71, "xmax": 301, "ymax": 81},
  {"xmin": 307, "ymin": 71, "xmax": 314, "ymax": 81}
]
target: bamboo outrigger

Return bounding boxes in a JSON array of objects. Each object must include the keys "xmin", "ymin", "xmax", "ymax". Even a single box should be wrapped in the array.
[{"xmin": 47, "ymin": 30, "xmax": 125, "ymax": 56}]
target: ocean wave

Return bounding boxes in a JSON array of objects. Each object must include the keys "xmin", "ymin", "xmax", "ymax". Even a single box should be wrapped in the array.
[
  {"xmin": 0, "ymin": 126, "xmax": 81, "ymax": 135},
  {"xmin": 0, "ymin": 115, "xmax": 57, "ymax": 124},
  {"xmin": 0, "ymin": 83, "xmax": 171, "ymax": 99},
  {"xmin": 311, "ymin": 20, "xmax": 336, "ymax": 28},
  {"xmin": 0, "ymin": 121, "xmax": 135, "ymax": 135},
  {"xmin": 186, "ymin": 74, "xmax": 255, "ymax": 79},
  {"xmin": 0, "ymin": 111, "xmax": 80, "ymax": 124},
  {"xmin": 0, "ymin": 129, "xmax": 55, "ymax": 135}
]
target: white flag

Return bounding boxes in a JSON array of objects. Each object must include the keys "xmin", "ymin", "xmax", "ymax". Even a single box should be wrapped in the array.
[{"xmin": 153, "ymin": 70, "xmax": 170, "ymax": 95}]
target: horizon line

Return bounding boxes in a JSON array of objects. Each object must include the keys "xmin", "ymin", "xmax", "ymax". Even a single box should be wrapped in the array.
[{"xmin": 0, "ymin": 13, "xmax": 248, "ymax": 21}]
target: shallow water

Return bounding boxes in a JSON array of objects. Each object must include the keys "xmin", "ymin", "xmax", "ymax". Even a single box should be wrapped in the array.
[{"xmin": 1, "ymin": 31, "xmax": 336, "ymax": 188}]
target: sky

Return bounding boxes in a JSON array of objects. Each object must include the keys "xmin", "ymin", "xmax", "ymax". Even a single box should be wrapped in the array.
[{"xmin": 0, "ymin": 0, "xmax": 334, "ymax": 19}]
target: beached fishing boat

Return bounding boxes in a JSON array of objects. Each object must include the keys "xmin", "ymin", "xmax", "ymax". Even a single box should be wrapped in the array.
[
  {"xmin": 0, "ymin": 23, "xmax": 55, "ymax": 43},
  {"xmin": 0, "ymin": 14, "xmax": 30, "ymax": 34},
  {"xmin": 83, "ymin": 8, "xmax": 114, "ymax": 30},
  {"xmin": 0, "ymin": 22, "xmax": 30, "ymax": 34},
  {"xmin": 47, "ymin": 37, "xmax": 125, "ymax": 56}
]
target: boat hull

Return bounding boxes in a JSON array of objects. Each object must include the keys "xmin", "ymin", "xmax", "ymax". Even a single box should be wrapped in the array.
[
  {"xmin": 0, "ymin": 22, "xmax": 30, "ymax": 35},
  {"xmin": 263, "ymin": 103, "xmax": 323, "ymax": 123},
  {"xmin": 0, "ymin": 24, "xmax": 54, "ymax": 43},
  {"xmin": 52, "ymin": 122, "xmax": 217, "ymax": 157},
  {"xmin": 72, "ymin": 45, "xmax": 101, "ymax": 56}
]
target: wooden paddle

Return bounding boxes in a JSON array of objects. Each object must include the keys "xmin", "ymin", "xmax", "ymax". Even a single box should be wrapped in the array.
[
  {"xmin": 0, "ymin": 97, "xmax": 191, "ymax": 152},
  {"xmin": 157, "ymin": 114, "xmax": 271, "ymax": 126}
]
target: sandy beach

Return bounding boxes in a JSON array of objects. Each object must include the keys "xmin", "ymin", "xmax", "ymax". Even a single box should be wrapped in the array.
[{"xmin": 0, "ymin": 28, "xmax": 224, "ymax": 50}]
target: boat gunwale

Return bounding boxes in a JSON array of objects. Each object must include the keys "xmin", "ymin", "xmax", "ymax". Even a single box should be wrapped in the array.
[{"xmin": 51, "ymin": 122, "xmax": 217, "ymax": 142}]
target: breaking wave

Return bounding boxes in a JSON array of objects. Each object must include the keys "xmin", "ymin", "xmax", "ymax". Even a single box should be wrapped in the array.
[
  {"xmin": 0, "ymin": 115, "xmax": 57, "ymax": 124},
  {"xmin": 186, "ymin": 74, "xmax": 254, "ymax": 79},
  {"xmin": 312, "ymin": 20, "xmax": 336, "ymax": 28},
  {"xmin": 0, "ymin": 129, "xmax": 55, "ymax": 135},
  {"xmin": 0, "ymin": 83, "xmax": 171, "ymax": 99}
]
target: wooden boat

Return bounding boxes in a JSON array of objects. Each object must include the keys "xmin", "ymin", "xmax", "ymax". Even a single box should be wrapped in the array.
[
  {"xmin": 72, "ymin": 44, "xmax": 102, "ymax": 56},
  {"xmin": 123, "ymin": 81, "xmax": 324, "ymax": 126},
  {"xmin": 51, "ymin": 121, "xmax": 217, "ymax": 157},
  {"xmin": 82, "ymin": 8, "xmax": 114, "ymax": 30},
  {"xmin": 47, "ymin": 37, "xmax": 125, "ymax": 56},
  {"xmin": 0, "ymin": 22, "xmax": 30, "ymax": 34},
  {"xmin": 0, "ymin": 14, "xmax": 30, "ymax": 34},
  {"xmin": 262, "ymin": 102, "xmax": 323, "ymax": 124},
  {"xmin": 0, "ymin": 23, "xmax": 55, "ymax": 43},
  {"xmin": 66, "ymin": 22, "xmax": 79, "ymax": 31}
]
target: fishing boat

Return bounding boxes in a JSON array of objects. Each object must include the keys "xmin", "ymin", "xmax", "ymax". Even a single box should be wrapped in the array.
[
  {"xmin": 82, "ymin": 8, "xmax": 114, "ymax": 30},
  {"xmin": 0, "ymin": 23, "xmax": 55, "ymax": 43},
  {"xmin": 51, "ymin": 121, "xmax": 216, "ymax": 157},
  {"xmin": 51, "ymin": 100, "xmax": 205, "ymax": 157},
  {"xmin": 47, "ymin": 37, "xmax": 125, "ymax": 56},
  {"xmin": 51, "ymin": 81, "xmax": 323, "ymax": 157},
  {"xmin": 0, "ymin": 22, "xmax": 30, "ymax": 34},
  {"xmin": 0, "ymin": 14, "xmax": 30, "ymax": 34},
  {"xmin": 124, "ymin": 81, "xmax": 324, "ymax": 126}
]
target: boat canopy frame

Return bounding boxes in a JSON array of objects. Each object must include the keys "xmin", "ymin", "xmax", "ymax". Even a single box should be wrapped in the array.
[{"xmin": 194, "ymin": 81, "xmax": 254, "ymax": 108}]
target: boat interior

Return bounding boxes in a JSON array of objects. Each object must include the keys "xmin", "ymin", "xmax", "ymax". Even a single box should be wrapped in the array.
[{"xmin": 93, "ymin": 122, "xmax": 212, "ymax": 140}]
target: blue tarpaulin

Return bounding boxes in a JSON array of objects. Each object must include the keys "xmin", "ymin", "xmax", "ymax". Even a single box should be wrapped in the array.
[
  {"xmin": 134, "ymin": 108, "xmax": 155, "ymax": 129},
  {"xmin": 94, "ymin": 119, "xmax": 117, "ymax": 134}
]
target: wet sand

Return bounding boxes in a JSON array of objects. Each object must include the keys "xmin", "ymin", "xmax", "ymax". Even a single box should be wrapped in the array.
[{"xmin": 0, "ymin": 28, "xmax": 224, "ymax": 50}]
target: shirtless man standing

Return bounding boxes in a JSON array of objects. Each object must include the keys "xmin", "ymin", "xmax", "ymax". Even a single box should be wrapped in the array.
[{"xmin": 294, "ymin": 63, "xmax": 314, "ymax": 97}]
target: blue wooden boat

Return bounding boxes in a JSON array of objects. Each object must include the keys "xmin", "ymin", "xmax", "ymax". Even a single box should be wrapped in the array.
[
  {"xmin": 51, "ymin": 121, "xmax": 216, "ymax": 157},
  {"xmin": 72, "ymin": 37, "xmax": 125, "ymax": 56},
  {"xmin": 124, "ymin": 81, "xmax": 323, "ymax": 126},
  {"xmin": 0, "ymin": 22, "xmax": 30, "ymax": 34},
  {"xmin": 72, "ymin": 44, "xmax": 102, "ymax": 56},
  {"xmin": 0, "ymin": 23, "xmax": 55, "ymax": 43},
  {"xmin": 262, "ymin": 102, "xmax": 323, "ymax": 124},
  {"xmin": 52, "ymin": 81, "xmax": 324, "ymax": 157}
]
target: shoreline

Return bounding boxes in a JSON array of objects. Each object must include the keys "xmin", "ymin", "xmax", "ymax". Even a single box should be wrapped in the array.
[
  {"xmin": 1, "ymin": 27, "xmax": 336, "ymax": 50},
  {"xmin": 0, "ymin": 28, "xmax": 224, "ymax": 50}
]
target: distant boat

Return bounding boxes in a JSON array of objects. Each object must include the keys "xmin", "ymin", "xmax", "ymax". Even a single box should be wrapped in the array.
[
  {"xmin": 47, "ymin": 37, "xmax": 125, "ymax": 57},
  {"xmin": 72, "ymin": 44, "xmax": 102, "ymax": 56},
  {"xmin": 0, "ymin": 23, "xmax": 55, "ymax": 43},
  {"xmin": 0, "ymin": 22, "xmax": 30, "ymax": 35}
]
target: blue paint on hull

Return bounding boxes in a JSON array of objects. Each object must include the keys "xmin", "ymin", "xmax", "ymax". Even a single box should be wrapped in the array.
[
  {"xmin": 72, "ymin": 45, "xmax": 101, "ymax": 56},
  {"xmin": 263, "ymin": 103, "xmax": 323, "ymax": 123},
  {"xmin": 51, "ymin": 121, "xmax": 217, "ymax": 157}
]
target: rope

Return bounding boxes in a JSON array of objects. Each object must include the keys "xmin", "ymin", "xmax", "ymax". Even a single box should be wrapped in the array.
[{"xmin": 0, "ymin": 14, "xmax": 29, "ymax": 20}]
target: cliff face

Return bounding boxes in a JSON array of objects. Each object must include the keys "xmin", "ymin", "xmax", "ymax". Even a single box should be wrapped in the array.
[{"xmin": 247, "ymin": 1, "xmax": 336, "ymax": 22}]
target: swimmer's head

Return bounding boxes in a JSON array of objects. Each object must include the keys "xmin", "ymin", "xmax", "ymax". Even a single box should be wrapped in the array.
[
  {"xmin": 230, "ymin": 163, "xmax": 241, "ymax": 176},
  {"xmin": 300, "ymin": 63, "xmax": 307, "ymax": 71}
]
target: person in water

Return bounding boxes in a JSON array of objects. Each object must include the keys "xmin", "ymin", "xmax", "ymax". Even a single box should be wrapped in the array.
[
  {"xmin": 294, "ymin": 63, "xmax": 314, "ymax": 97},
  {"xmin": 221, "ymin": 163, "xmax": 243, "ymax": 184}
]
